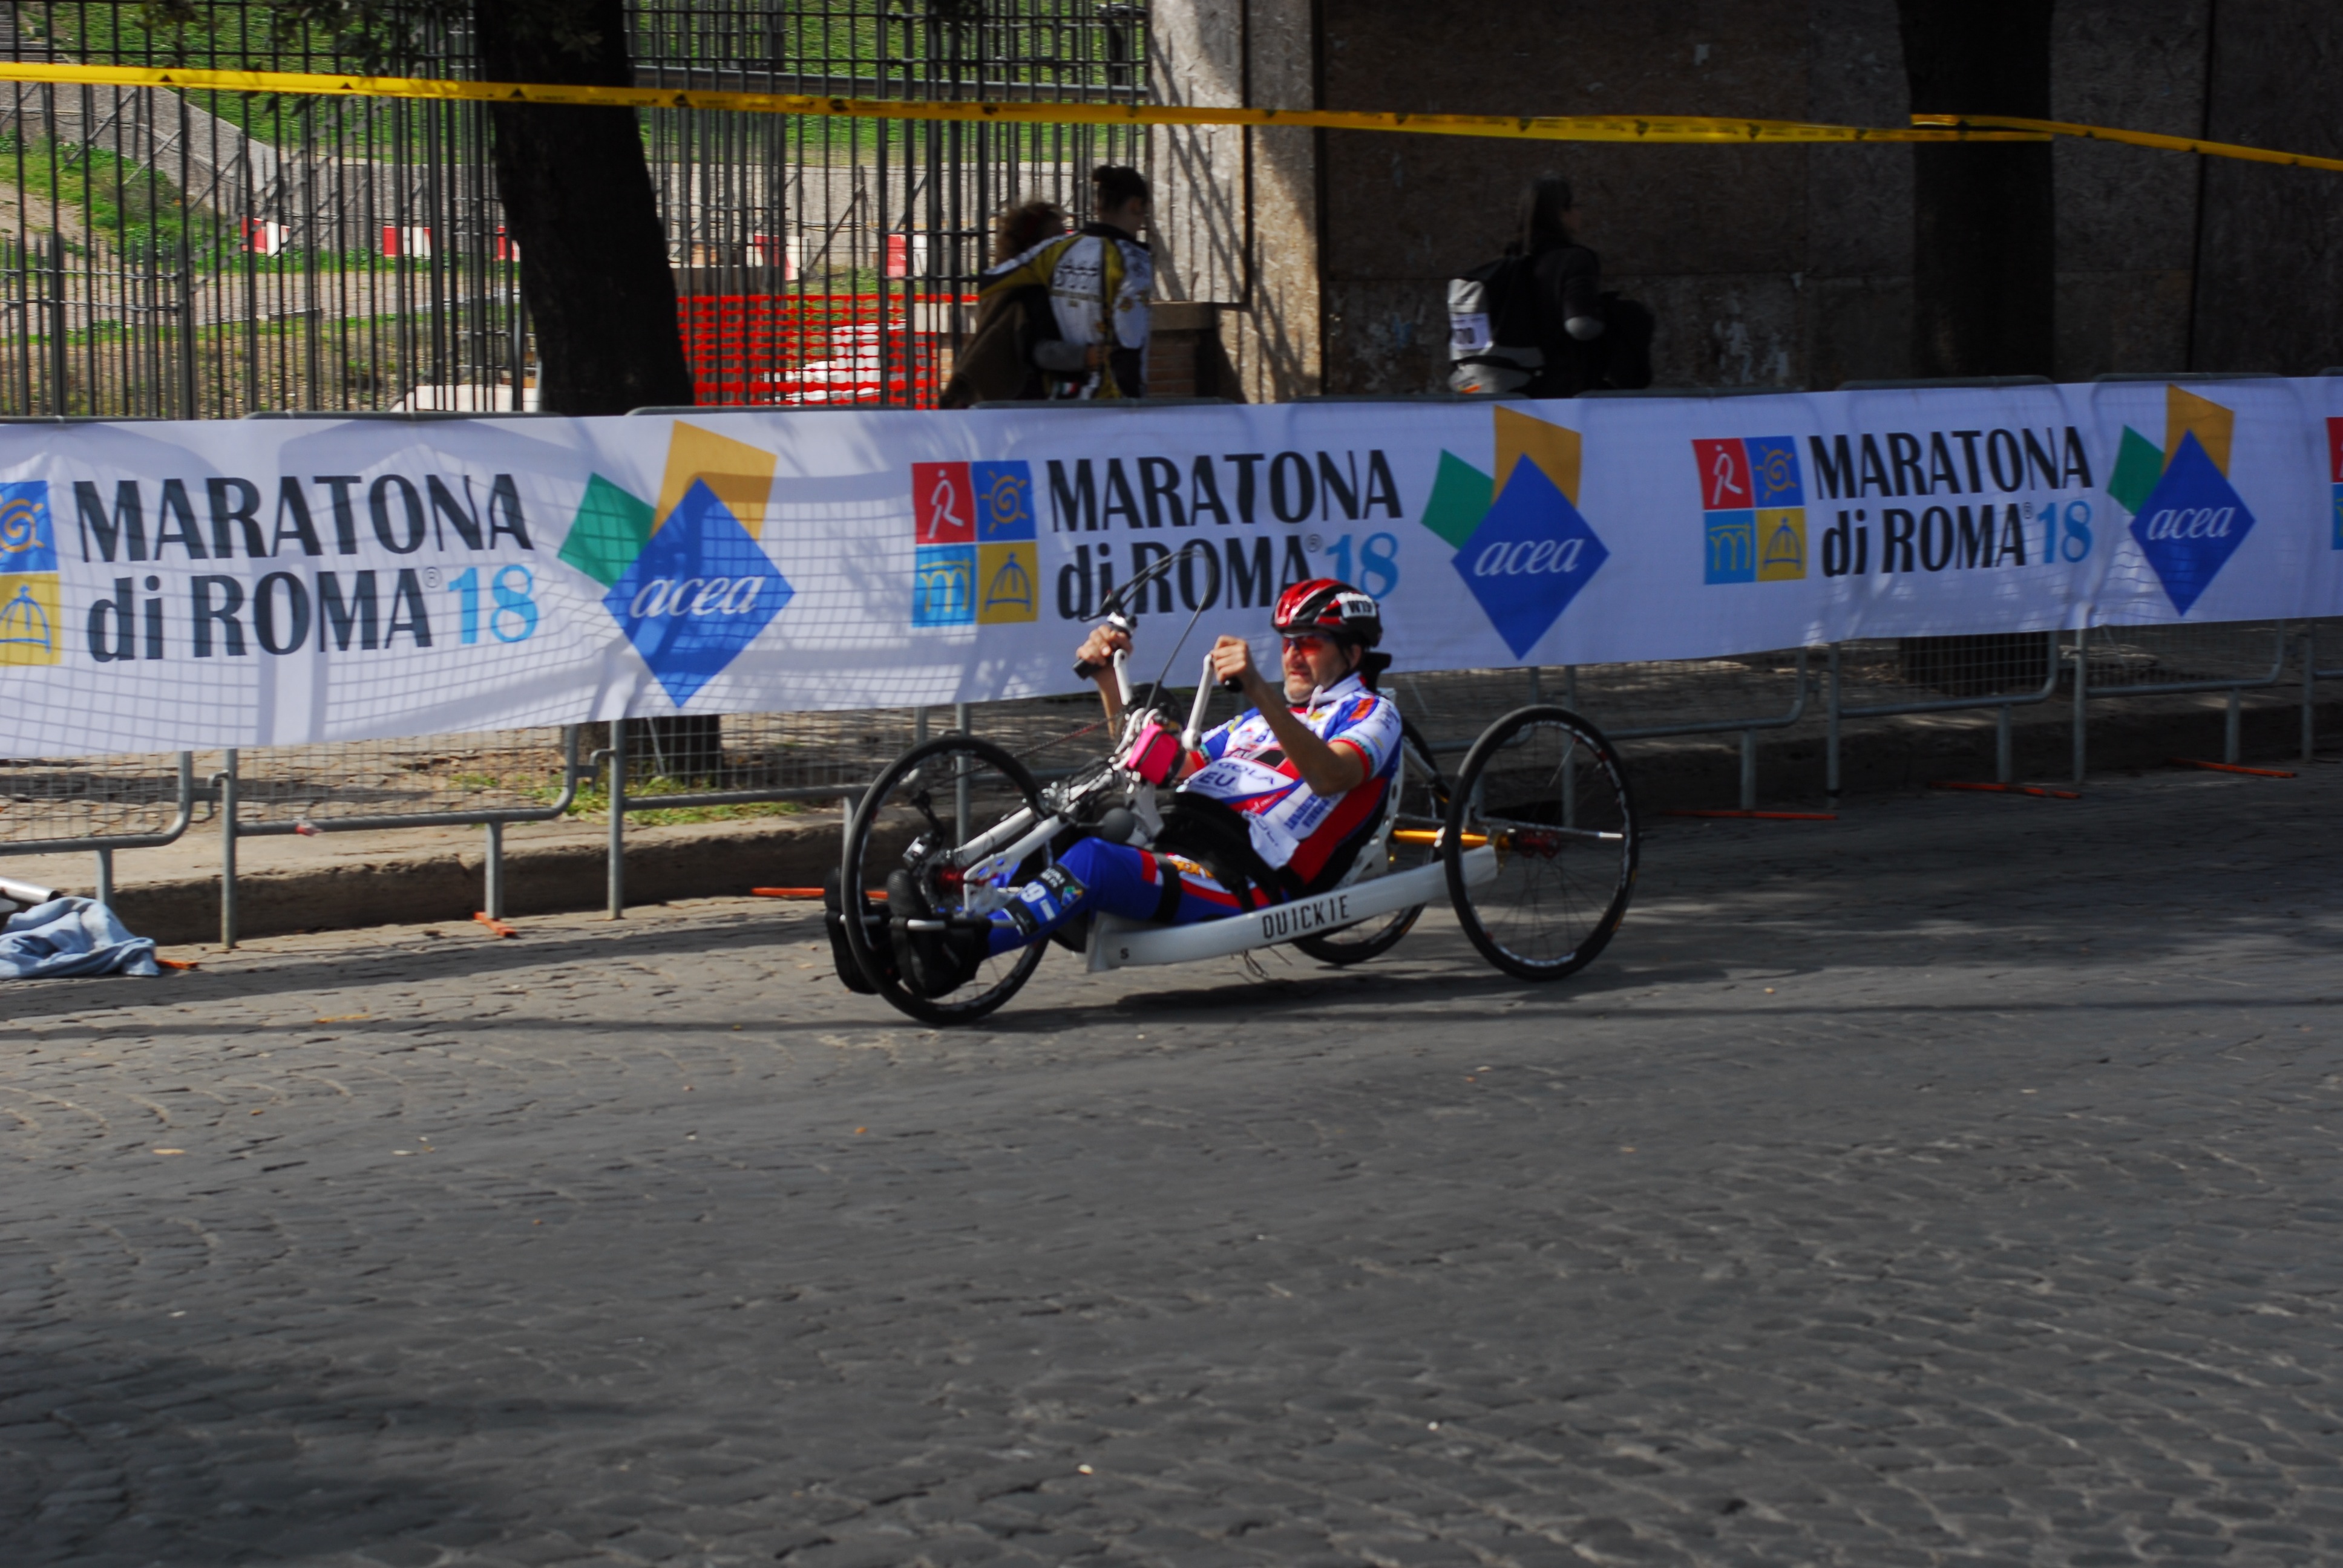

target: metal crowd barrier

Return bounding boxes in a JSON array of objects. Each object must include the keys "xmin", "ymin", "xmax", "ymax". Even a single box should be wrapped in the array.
[
  {"xmin": 0, "ymin": 751, "xmax": 200, "ymax": 903},
  {"xmin": 211, "ymin": 728, "xmax": 589, "ymax": 946},
  {"xmin": 5, "ymin": 618, "xmax": 2332, "ymax": 945},
  {"xmin": 2296, "ymin": 618, "xmax": 2343, "ymax": 762},
  {"xmin": 1826, "ymin": 632, "xmax": 2066, "ymax": 794},
  {"xmin": 2071, "ymin": 619, "xmax": 2291, "ymax": 777}
]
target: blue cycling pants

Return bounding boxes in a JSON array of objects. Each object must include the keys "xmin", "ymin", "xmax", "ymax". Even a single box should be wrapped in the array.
[{"xmin": 985, "ymin": 836, "xmax": 1269, "ymax": 956}]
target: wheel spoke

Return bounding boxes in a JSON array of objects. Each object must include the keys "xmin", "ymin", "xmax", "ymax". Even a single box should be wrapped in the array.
[
  {"xmin": 1445, "ymin": 707, "xmax": 1637, "ymax": 981},
  {"xmin": 842, "ymin": 736, "xmax": 1051, "ymax": 1024}
]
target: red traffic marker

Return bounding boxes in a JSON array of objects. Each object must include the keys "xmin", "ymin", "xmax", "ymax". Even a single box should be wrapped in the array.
[
  {"xmin": 472, "ymin": 911, "xmax": 519, "ymax": 938},
  {"xmin": 1659, "ymin": 808, "xmax": 1838, "ymax": 821},
  {"xmin": 753, "ymin": 887, "xmax": 893, "ymax": 901},
  {"xmin": 2168, "ymin": 757, "xmax": 2296, "ymax": 779},
  {"xmin": 1929, "ymin": 780, "xmax": 2082, "ymax": 800}
]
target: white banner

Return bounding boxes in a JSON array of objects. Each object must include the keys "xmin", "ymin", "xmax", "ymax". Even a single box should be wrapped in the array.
[{"xmin": 2, "ymin": 379, "xmax": 2339, "ymax": 755}]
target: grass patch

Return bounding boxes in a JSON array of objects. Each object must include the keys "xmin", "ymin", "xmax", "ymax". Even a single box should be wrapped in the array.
[
  {"xmin": 548, "ymin": 775, "xmax": 819, "ymax": 828},
  {"xmin": 0, "ymin": 131, "xmax": 223, "ymax": 264}
]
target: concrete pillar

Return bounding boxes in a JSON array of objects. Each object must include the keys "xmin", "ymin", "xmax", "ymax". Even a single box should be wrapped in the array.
[{"xmin": 1147, "ymin": 0, "xmax": 1322, "ymax": 402}]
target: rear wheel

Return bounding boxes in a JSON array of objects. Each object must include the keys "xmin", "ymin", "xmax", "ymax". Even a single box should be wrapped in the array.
[
  {"xmin": 841, "ymin": 735, "xmax": 1050, "ymax": 1025},
  {"xmin": 1294, "ymin": 718, "xmax": 1449, "ymax": 966},
  {"xmin": 1443, "ymin": 706, "xmax": 1637, "ymax": 981}
]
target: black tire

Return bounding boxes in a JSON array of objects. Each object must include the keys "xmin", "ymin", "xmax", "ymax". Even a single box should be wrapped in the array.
[
  {"xmin": 822, "ymin": 869, "xmax": 885, "ymax": 994},
  {"xmin": 841, "ymin": 734, "xmax": 1050, "ymax": 1025},
  {"xmin": 1294, "ymin": 718, "xmax": 1449, "ymax": 966},
  {"xmin": 1443, "ymin": 705, "xmax": 1637, "ymax": 981}
]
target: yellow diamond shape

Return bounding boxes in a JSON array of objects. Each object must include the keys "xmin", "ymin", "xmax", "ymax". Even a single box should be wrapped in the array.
[
  {"xmin": 1494, "ymin": 405, "xmax": 1581, "ymax": 506},
  {"xmin": 2165, "ymin": 386, "xmax": 2233, "ymax": 477},
  {"xmin": 656, "ymin": 422, "xmax": 778, "ymax": 539}
]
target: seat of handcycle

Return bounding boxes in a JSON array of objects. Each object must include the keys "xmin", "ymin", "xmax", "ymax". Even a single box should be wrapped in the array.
[{"xmin": 1139, "ymin": 783, "xmax": 1383, "ymax": 921}]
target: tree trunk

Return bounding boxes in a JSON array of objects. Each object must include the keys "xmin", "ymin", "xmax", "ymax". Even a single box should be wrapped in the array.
[
  {"xmin": 473, "ymin": 0, "xmax": 694, "ymax": 416},
  {"xmin": 1898, "ymin": 1, "xmax": 2057, "ymax": 378},
  {"xmin": 476, "ymin": 0, "xmax": 719, "ymax": 779}
]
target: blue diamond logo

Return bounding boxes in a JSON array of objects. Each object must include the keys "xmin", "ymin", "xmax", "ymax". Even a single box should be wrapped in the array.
[
  {"xmin": 2128, "ymin": 433, "xmax": 2254, "ymax": 616},
  {"xmin": 604, "ymin": 479, "xmax": 791, "ymax": 706},
  {"xmin": 1451, "ymin": 460, "xmax": 1608, "ymax": 659}
]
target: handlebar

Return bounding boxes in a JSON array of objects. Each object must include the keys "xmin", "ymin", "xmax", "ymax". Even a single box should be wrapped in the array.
[
  {"xmin": 1182, "ymin": 653, "xmax": 1216, "ymax": 753},
  {"xmin": 1073, "ymin": 648, "xmax": 1135, "ymax": 708},
  {"xmin": 1071, "ymin": 610, "xmax": 1136, "ymax": 707}
]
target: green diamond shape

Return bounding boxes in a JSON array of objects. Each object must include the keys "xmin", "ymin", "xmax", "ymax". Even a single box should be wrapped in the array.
[
  {"xmin": 2108, "ymin": 426, "xmax": 2164, "ymax": 517},
  {"xmin": 1420, "ymin": 449, "xmax": 1495, "ymax": 549},
  {"xmin": 559, "ymin": 474, "xmax": 657, "ymax": 588}
]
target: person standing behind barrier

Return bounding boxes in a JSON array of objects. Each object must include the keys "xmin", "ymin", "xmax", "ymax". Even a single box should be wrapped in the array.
[
  {"xmin": 971, "ymin": 166, "xmax": 1155, "ymax": 400},
  {"xmin": 939, "ymin": 200, "xmax": 1069, "ymax": 407},
  {"xmin": 1513, "ymin": 176, "xmax": 1611, "ymax": 399}
]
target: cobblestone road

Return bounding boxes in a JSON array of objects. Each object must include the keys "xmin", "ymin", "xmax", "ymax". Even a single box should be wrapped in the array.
[{"xmin": 6, "ymin": 765, "xmax": 2343, "ymax": 1567}]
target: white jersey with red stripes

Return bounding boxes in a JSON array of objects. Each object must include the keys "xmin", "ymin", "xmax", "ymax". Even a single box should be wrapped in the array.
[{"xmin": 1182, "ymin": 673, "xmax": 1403, "ymax": 884}]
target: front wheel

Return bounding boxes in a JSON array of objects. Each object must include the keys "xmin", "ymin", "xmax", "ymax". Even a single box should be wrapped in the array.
[
  {"xmin": 1444, "ymin": 705, "xmax": 1637, "ymax": 981},
  {"xmin": 841, "ymin": 734, "xmax": 1050, "ymax": 1025}
]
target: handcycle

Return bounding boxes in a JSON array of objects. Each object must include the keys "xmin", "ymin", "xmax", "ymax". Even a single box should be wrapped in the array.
[{"xmin": 828, "ymin": 560, "xmax": 1640, "ymax": 1025}]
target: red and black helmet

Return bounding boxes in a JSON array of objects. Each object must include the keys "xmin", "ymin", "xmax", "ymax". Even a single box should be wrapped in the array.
[{"xmin": 1272, "ymin": 577, "xmax": 1382, "ymax": 648}]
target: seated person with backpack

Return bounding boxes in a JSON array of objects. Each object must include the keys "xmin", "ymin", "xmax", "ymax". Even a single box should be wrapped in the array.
[
  {"xmin": 1450, "ymin": 175, "xmax": 1652, "ymax": 397},
  {"xmin": 891, "ymin": 581, "xmax": 1402, "ymax": 995}
]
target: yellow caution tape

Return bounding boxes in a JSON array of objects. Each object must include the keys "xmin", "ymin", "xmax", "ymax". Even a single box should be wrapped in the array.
[
  {"xmin": 0, "ymin": 60, "xmax": 2040, "ymax": 144},
  {"xmin": 1914, "ymin": 113, "xmax": 2343, "ymax": 174},
  {"xmin": 10, "ymin": 60, "xmax": 2330, "ymax": 169}
]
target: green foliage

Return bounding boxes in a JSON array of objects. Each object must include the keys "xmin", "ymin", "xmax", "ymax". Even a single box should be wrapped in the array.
[
  {"xmin": 128, "ymin": 1, "xmax": 462, "ymax": 73},
  {"xmin": 552, "ymin": 774, "xmax": 812, "ymax": 826},
  {"xmin": 30, "ymin": 2, "xmax": 460, "ymax": 151}
]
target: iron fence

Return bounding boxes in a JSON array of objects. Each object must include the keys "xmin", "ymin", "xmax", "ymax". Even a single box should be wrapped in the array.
[{"xmin": 0, "ymin": 0, "xmax": 1150, "ymax": 417}]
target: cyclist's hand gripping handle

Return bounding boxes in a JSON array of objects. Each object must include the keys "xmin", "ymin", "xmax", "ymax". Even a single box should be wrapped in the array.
[
  {"xmin": 1207, "ymin": 633, "xmax": 1256, "ymax": 696},
  {"xmin": 1071, "ymin": 614, "xmax": 1132, "ymax": 682},
  {"xmin": 1073, "ymin": 618, "xmax": 1135, "ymax": 710}
]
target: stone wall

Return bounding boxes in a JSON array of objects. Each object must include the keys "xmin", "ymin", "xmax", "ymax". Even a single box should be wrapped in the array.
[
  {"xmin": 1146, "ymin": 0, "xmax": 1323, "ymax": 402},
  {"xmin": 2191, "ymin": 5, "xmax": 2343, "ymax": 375},
  {"xmin": 1150, "ymin": 0, "xmax": 2336, "ymax": 396}
]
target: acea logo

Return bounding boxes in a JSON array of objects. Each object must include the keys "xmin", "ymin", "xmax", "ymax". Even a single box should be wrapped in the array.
[
  {"xmin": 557, "ymin": 424, "xmax": 793, "ymax": 704},
  {"xmin": 1690, "ymin": 436, "xmax": 1805, "ymax": 583},
  {"xmin": 1415, "ymin": 406, "xmax": 1608, "ymax": 658},
  {"xmin": 909, "ymin": 460, "xmax": 1038, "ymax": 627},
  {"xmin": 2106, "ymin": 386, "xmax": 2253, "ymax": 615},
  {"xmin": 0, "ymin": 480, "xmax": 59, "ymax": 667}
]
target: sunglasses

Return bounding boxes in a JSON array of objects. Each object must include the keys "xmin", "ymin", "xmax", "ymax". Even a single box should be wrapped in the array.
[{"xmin": 1280, "ymin": 633, "xmax": 1353, "ymax": 655}]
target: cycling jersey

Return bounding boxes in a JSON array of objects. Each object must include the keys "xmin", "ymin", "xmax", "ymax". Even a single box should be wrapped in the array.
[
  {"xmin": 972, "ymin": 673, "xmax": 1401, "ymax": 959},
  {"xmin": 1184, "ymin": 673, "xmax": 1403, "ymax": 887}
]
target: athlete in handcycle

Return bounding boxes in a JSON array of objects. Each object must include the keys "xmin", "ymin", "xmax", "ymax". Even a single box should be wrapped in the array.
[{"xmin": 828, "ymin": 561, "xmax": 1640, "ymax": 1025}]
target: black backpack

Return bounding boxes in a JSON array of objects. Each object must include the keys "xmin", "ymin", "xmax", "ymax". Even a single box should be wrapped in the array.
[
  {"xmin": 1446, "ymin": 254, "xmax": 1545, "ymax": 395},
  {"xmin": 1594, "ymin": 292, "xmax": 1655, "ymax": 391}
]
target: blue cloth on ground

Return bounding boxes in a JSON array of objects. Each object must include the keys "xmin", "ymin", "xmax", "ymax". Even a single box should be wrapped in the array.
[{"xmin": 0, "ymin": 897, "xmax": 160, "ymax": 979}]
